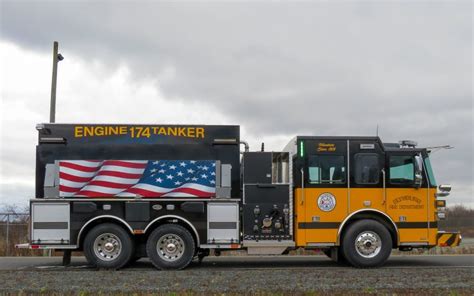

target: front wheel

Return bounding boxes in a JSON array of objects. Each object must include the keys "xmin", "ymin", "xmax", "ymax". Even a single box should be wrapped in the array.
[
  {"xmin": 341, "ymin": 220, "xmax": 392, "ymax": 268},
  {"xmin": 146, "ymin": 224, "xmax": 195, "ymax": 270}
]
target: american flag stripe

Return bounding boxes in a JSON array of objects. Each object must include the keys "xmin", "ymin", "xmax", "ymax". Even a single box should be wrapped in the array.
[
  {"xmin": 120, "ymin": 183, "xmax": 214, "ymax": 194},
  {"xmin": 60, "ymin": 161, "xmax": 102, "ymax": 172},
  {"xmin": 59, "ymin": 160, "xmax": 216, "ymax": 198},
  {"xmin": 117, "ymin": 186, "xmax": 213, "ymax": 198},
  {"xmin": 95, "ymin": 170, "xmax": 143, "ymax": 179},
  {"xmin": 61, "ymin": 160, "xmax": 103, "ymax": 167},
  {"xmin": 60, "ymin": 167, "xmax": 97, "ymax": 178},
  {"xmin": 60, "ymin": 174, "xmax": 139, "ymax": 186},
  {"xmin": 75, "ymin": 185, "xmax": 126, "ymax": 195},
  {"xmin": 100, "ymin": 160, "xmax": 148, "ymax": 168},
  {"xmin": 59, "ymin": 160, "xmax": 146, "ymax": 197},
  {"xmin": 58, "ymin": 185, "xmax": 82, "ymax": 193},
  {"xmin": 98, "ymin": 165, "xmax": 146, "ymax": 175},
  {"xmin": 162, "ymin": 192, "xmax": 197, "ymax": 197},
  {"xmin": 73, "ymin": 190, "xmax": 114, "ymax": 197},
  {"xmin": 59, "ymin": 172, "xmax": 93, "ymax": 183},
  {"xmin": 89, "ymin": 175, "xmax": 140, "ymax": 184}
]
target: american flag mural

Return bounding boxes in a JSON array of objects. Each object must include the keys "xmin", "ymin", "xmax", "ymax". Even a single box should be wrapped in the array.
[{"xmin": 59, "ymin": 160, "xmax": 216, "ymax": 198}]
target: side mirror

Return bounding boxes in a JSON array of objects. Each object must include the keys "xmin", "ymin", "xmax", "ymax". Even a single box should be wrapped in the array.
[
  {"xmin": 436, "ymin": 184, "xmax": 452, "ymax": 197},
  {"xmin": 414, "ymin": 154, "xmax": 423, "ymax": 188}
]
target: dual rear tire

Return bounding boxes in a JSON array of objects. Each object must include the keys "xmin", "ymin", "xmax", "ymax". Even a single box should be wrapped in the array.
[
  {"xmin": 83, "ymin": 223, "xmax": 195, "ymax": 270},
  {"xmin": 83, "ymin": 223, "xmax": 134, "ymax": 269},
  {"xmin": 146, "ymin": 224, "xmax": 195, "ymax": 270}
]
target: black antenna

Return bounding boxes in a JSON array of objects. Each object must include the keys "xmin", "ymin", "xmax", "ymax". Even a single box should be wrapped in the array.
[{"xmin": 261, "ymin": 142, "xmax": 265, "ymax": 152}]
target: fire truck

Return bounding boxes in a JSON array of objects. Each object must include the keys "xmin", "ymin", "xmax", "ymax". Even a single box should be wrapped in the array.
[{"xmin": 17, "ymin": 123, "xmax": 461, "ymax": 269}]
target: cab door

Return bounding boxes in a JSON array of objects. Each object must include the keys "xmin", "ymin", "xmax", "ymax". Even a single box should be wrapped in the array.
[
  {"xmin": 385, "ymin": 152, "xmax": 429, "ymax": 244},
  {"xmin": 294, "ymin": 139, "xmax": 348, "ymax": 247}
]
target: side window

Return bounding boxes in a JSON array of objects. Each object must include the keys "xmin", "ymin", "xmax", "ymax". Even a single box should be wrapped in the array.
[
  {"xmin": 308, "ymin": 155, "xmax": 346, "ymax": 184},
  {"xmin": 354, "ymin": 153, "xmax": 380, "ymax": 185},
  {"xmin": 389, "ymin": 155, "xmax": 414, "ymax": 184}
]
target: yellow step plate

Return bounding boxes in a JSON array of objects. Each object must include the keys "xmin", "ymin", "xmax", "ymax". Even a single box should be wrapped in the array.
[{"xmin": 437, "ymin": 232, "xmax": 462, "ymax": 247}]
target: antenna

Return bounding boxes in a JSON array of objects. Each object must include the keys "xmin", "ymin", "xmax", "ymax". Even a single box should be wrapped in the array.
[
  {"xmin": 376, "ymin": 124, "xmax": 379, "ymax": 137},
  {"xmin": 426, "ymin": 145, "xmax": 454, "ymax": 154}
]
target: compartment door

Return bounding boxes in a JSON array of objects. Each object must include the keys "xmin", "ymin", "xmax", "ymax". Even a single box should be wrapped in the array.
[
  {"xmin": 207, "ymin": 202, "xmax": 239, "ymax": 244},
  {"xmin": 31, "ymin": 203, "xmax": 70, "ymax": 244}
]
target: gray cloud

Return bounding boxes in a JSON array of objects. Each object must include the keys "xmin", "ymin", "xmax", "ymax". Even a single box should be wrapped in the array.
[{"xmin": 1, "ymin": 1, "xmax": 472, "ymax": 205}]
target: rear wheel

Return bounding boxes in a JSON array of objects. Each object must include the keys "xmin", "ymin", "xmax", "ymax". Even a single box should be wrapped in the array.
[
  {"xmin": 146, "ymin": 224, "xmax": 195, "ymax": 270},
  {"xmin": 83, "ymin": 223, "xmax": 134, "ymax": 269},
  {"xmin": 341, "ymin": 220, "xmax": 392, "ymax": 268}
]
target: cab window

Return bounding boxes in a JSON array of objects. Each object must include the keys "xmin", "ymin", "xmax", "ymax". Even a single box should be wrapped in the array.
[
  {"xmin": 308, "ymin": 155, "xmax": 345, "ymax": 184},
  {"xmin": 424, "ymin": 156, "xmax": 437, "ymax": 187},
  {"xmin": 389, "ymin": 155, "xmax": 414, "ymax": 184},
  {"xmin": 354, "ymin": 153, "xmax": 380, "ymax": 184}
]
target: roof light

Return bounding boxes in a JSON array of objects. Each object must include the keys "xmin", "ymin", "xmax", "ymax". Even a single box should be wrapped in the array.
[{"xmin": 399, "ymin": 140, "xmax": 418, "ymax": 148}]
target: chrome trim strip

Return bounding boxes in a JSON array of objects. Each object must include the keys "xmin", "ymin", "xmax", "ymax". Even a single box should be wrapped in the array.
[
  {"xmin": 337, "ymin": 209, "xmax": 399, "ymax": 245},
  {"xmin": 144, "ymin": 215, "xmax": 201, "ymax": 246},
  {"xmin": 77, "ymin": 215, "xmax": 134, "ymax": 245},
  {"xmin": 399, "ymin": 242, "xmax": 429, "ymax": 246},
  {"xmin": 306, "ymin": 242, "xmax": 335, "ymax": 247}
]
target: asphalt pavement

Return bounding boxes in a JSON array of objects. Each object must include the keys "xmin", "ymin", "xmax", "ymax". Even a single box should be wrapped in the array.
[
  {"xmin": 0, "ymin": 255, "xmax": 472, "ymax": 295},
  {"xmin": 0, "ymin": 254, "xmax": 473, "ymax": 270}
]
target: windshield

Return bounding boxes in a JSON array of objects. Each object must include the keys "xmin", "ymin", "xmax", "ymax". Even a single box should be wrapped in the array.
[{"xmin": 424, "ymin": 156, "xmax": 437, "ymax": 187}]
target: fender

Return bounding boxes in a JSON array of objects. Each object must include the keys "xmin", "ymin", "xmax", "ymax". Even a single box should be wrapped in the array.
[
  {"xmin": 337, "ymin": 209, "xmax": 399, "ymax": 245},
  {"xmin": 144, "ymin": 215, "xmax": 201, "ymax": 246},
  {"xmin": 77, "ymin": 215, "xmax": 134, "ymax": 245}
]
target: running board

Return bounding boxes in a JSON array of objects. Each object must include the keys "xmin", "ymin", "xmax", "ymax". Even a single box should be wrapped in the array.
[
  {"xmin": 243, "ymin": 240, "xmax": 295, "ymax": 255},
  {"xmin": 16, "ymin": 243, "xmax": 78, "ymax": 249}
]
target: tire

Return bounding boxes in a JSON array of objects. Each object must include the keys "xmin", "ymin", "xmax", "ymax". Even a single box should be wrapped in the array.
[
  {"xmin": 83, "ymin": 223, "xmax": 134, "ymax": 269},
  {"xmin": 146, "ymin": 224, "xmax": 195, "ymax": 270},
  {"xmin": 341, "ymin": 220, "xmax": 392, "ymax": 268}
]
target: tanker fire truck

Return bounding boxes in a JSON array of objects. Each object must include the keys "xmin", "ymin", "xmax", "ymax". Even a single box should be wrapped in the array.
[{"xmin": 17, "ymin": 123, "xmax": 461, "ymax": 269}]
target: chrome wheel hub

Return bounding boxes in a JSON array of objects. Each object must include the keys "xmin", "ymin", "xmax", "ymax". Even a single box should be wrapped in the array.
[
  {"xmin": 93, "ymin": 233, "xmax": 122, "ymax": 261},
  {"xmin": 355, "ymin": 231, "xmax": 382, "ymax": 258},
  {"xmin": 157, "ymin": 234, "xmax": 185, "ymax": 262}
]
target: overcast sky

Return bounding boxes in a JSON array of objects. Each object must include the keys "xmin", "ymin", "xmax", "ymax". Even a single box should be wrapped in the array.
[{"xmin": 0, "ymin": 1, "xmax": 472, "ymax": 208}]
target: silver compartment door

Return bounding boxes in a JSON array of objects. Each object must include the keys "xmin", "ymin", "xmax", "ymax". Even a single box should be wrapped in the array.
[
  {"xmin": 32, "ymin": 203, "xmax": 70, "ymax": 244},
  {"xmin": 207, "ymin": 203, "xmax": 239, "ymax": 243}
]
